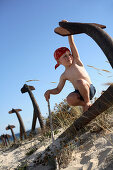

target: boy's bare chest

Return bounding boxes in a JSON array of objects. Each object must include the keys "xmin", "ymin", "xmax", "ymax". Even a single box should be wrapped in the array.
[
  {"xmin": 65, "ymin": 64, "xmax": 84, "ymax": 80},
  {"xmin": 64, "ymin": 63, "xmax": 91, "ymax": 87}
]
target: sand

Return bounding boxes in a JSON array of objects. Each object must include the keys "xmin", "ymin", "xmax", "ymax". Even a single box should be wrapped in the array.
[{"xmin": 0, "ymin": 128, "xmax": 113, "ymax": 170}]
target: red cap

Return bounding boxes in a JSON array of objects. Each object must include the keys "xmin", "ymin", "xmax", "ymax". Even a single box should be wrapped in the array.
[{"xmin": 54, "ymin": 47, "xmax": 70, "ymax": 69}]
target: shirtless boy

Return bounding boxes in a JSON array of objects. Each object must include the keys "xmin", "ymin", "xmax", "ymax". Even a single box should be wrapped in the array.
[{"xmin": 44, "ymin": 28, "xmax": 96, "ymax": 112}]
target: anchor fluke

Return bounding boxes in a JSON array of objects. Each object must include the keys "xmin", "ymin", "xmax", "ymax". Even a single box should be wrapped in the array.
[{"xmin": 54, "ymin": 22, "xmax": 106, "ymax": 36}]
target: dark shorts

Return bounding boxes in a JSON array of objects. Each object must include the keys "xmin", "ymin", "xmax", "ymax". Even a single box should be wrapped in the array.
[{"xmin": 74, "ymin": 84, "xmax": 96, "ymax": 101}]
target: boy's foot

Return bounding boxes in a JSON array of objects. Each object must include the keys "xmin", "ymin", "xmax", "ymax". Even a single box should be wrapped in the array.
[{"xmin": 83, "ymin": 103, "xmax": 92, "ymax": 112}]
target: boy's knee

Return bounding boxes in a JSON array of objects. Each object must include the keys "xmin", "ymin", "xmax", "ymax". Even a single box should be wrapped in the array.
[
  {"xmin": 67, "ymin": 95, "xmax": 73, "ymax": 105},
  {"xmin": 66, "ymin": 93, "xmax": 79, "ymax": 106}
]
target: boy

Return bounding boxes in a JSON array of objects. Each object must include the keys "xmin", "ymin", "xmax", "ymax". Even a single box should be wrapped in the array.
[{"xmin": 44, "ymin": 27, "xmax": 96, "ymax": 112}]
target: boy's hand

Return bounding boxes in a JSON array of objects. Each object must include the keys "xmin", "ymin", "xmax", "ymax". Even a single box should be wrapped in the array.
[
  {"xmin": 61, "ymin": 20, "xmax": 68, "ymax": 22},
  {"xmin": 44, "ymin": 90, "xmax": 50, "ymax": 102}
]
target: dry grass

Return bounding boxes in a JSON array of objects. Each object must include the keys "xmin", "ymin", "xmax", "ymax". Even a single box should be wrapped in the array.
[
  {"xmin": 45, "ymin": 99, "xmax": 82, "ymax": 131},
  {"xmin": 45, "ymin": 98, "xmax": 113, "ymax": 137}
]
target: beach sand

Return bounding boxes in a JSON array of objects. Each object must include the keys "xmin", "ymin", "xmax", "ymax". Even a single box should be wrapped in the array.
[{"xmin": 0, "ymin": 127, "xmax": 113, "ymax": 170}]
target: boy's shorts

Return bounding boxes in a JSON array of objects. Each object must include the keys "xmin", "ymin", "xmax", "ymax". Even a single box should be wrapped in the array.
[{"xmin": 74, "ymin": 84, "xmax": 96, "ymax": 101}]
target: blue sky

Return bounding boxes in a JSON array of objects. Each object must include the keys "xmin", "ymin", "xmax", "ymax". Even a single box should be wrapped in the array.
[{"xmin": 0, "ymin": 0, "xmax": 113, "ymax": 135}]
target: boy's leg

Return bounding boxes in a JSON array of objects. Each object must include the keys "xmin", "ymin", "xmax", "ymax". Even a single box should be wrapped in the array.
[
  {"xmin": 67, "ymin": 79, "xmax": 94, "ymax": 112},
  {"xmin": 67, "ymin": 92, "xmax": 91, "ymax": 112},
  {"xmin": 76, "ymin": 79, "xmax": 91, "ymax": 111},
  {"xmin": 67, "ymin": 92, "xmax": 86, "ymax": 107}
]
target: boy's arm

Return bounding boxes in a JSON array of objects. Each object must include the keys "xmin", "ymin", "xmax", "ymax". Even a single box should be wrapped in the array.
[
  {"xmin": 56, "ymin": 73, "xmax": 66, "ymax": 93},
  {"xmin": 44, "ymin": 73, "xmax": 66, "ymax": 101},
  {"xmin": 68, "ymin": 35, "xmax": 83, "ymax": 66}
]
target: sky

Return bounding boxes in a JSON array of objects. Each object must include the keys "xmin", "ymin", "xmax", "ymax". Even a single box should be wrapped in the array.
[{"xmin": 0, "ymin": 0, "xmax": 113, "ymax": 135}]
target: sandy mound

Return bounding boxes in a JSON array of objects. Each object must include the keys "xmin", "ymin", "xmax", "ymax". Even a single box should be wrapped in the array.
[{"xmin": 0, "ymin": 129, "xmax": 113, "ymax": 170}]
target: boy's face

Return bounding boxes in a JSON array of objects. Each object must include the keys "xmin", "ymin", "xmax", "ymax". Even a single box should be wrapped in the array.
[{"xmin": 59, "ymin": 51, "xmax": 73, "ymax": 67}]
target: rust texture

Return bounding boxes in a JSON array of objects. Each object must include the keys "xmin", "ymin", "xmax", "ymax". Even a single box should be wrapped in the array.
[
  {"xmin": 6, "ymin": 125, "xmax": 16, "ymax": 143},
  {"xmin": 9, "ymin": 109, "xmax": 27, "ymax": 140},
  {"xmin": 21, "ymin": 84, "xmax": 44, "ymax": 134},
  {"xmin": 0, "ymin": 135, "xmax": 6, "ymax": 146},
  {"xmin": 0, "ymin": 134, "xmax": 11, "ymax": 146}
]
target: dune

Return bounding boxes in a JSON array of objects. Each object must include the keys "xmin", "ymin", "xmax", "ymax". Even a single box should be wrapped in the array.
[{"xmin": 0, "ymin": 114, "xmax": 113, "ymax": 170}]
